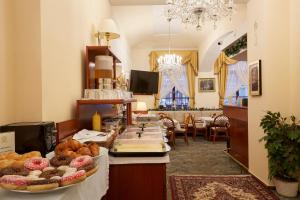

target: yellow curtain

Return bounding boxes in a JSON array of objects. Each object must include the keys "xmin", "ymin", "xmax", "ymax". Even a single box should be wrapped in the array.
[
  {"xmin": 214, "ymin": 51, "xmax": 237, "ymax": 107},
  {"xmin": 149, "ymin": 50, "xmax": 198, "ymax": 108}
]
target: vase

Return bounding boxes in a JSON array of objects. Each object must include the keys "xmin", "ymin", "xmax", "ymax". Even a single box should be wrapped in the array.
[{"xmin": 273, "ymin": 177, "xmax": 299, "ymax": 198}]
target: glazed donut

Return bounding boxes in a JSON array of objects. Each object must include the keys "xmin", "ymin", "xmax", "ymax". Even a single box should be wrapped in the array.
[
  {"xmin": 78, "ymin": 163, "xmax": 98, "ymax": 177},
  {"xmin": 0, "ymin": 159, "xmax": 15, "ymax": 169},
  {"xmin": 21, "ymin": 151, "xmax": 41, "ymax": 160},
  {"xmin": 0, "ymin": 167, "xmax": 29, "ymax": 177},
  {"xmin": 88, "ymin": 143, "xmax": 100, "ymax": 156},
  {"xmin": 70, "ymin": 156, "xmax": 93, "ymax": 169},
  {"xmin": 27, "ymin": 179, "xmax": 59, "ymax": 192},
  {"xmin": 0, "ymin": 175, "xmax": 27, "ymax": 190},
  {"xmin": 39, "ymin": 169, "xmax": 64, "ymax": 179},
  {"xmin": 61, "ymin": 170, "xmax": 86, "ymax": 186},
  {"xmin": 50, "ymin": 155, "xmax": 72, "ymax": 167},
  {"xmin": 0, "ymin": 152, "xmax": 20, "ymax": 160},
  {"xmin": 76, "ymin": 147, "xmax": 92, "ymax": 156},
  {"xmin": 24, "ymin": 157, "xmax": 49, "ymax": 170}
]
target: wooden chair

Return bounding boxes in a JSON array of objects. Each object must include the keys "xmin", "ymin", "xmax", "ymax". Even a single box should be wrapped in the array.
[
  {"xmin": 56, "ymin": 119, "xmax": 80, "ymax": 145},
  {"xmin": 210, "ymin": 114, "xmax": 230, "ymax": 143},
  {"xmin": 158, "ymin": 112, "xmax": 168, "ymax": 119},
  {"xmin": 175, "ymin": 115, "xmax": 190, "ymax": 145},
  {"xmin": 191, "ymin": 115, "xmax": 207, "ymax": 140},
  {"xmin": 160, "ymin": 116, "xmax": 176, "ymax": 147}
]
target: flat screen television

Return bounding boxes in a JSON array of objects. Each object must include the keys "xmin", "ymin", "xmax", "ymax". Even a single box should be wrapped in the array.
[{"xmin": 129, "ymin": 70, "xmax": 159, "ymax": 94}]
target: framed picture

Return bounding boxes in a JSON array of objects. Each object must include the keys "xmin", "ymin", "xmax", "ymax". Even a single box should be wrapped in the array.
[
  {"xmin": 249, "ymin": 60, "xmax": 262, "ymax": 96},
  {"xmin": 198, "ymin": 78, "xmax": 215, "ymax": 92}
]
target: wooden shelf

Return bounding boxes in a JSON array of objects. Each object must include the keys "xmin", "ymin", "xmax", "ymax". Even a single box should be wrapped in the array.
[
  {"xmin": 85, "ymin": 46, "xmax": 121, "ymax": 89},
  {"xmin": 77, "ymin": 99, "xmax": 136, "ymax": 105}
]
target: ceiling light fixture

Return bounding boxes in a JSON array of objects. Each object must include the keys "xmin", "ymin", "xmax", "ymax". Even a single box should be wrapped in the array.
[
  {"xmin": 157, "ymin": 18, "xmax": 182, "ymax": 72},
  {"xmin": 165, "ymin": 0, "xmax": 235, "ymax": 30}
]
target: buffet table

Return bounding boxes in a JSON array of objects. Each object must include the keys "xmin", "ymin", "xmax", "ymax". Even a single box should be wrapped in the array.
[
  {"xmin": 106, "ymin": 126, "xmax": 170, "ymax": 200},
  {"xmin": 0, "ymin": 147, "xmax": 109, "ymax": 200}
]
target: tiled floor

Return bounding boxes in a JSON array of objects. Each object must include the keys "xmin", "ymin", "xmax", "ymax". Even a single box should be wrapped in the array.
[{"xmin": 166, "ymin": 137, "xmax": 299, "ymax": 200}]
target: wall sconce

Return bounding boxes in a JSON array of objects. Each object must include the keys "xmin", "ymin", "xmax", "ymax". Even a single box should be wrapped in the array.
[{"xmin": 95, "ymin": 18, "xmax": 120, "ymax": 46}]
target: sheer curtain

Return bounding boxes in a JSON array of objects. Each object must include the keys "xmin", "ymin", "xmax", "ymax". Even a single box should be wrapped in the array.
[
  {"xmin": 225, "ymin": 61, "xmax": 248, "ymax": 98},
  {"xmin": 160, "ymin": 65, "xmax": 189, "ymax": 99}
]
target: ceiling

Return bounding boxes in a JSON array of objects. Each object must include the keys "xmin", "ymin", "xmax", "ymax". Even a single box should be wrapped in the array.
[{"xmin": 110, "ymin": 0, "xmax": 249, "ymax": 6}]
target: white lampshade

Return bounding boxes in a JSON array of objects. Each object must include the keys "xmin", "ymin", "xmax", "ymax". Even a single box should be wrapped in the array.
[
  {"xmin": 136, "ymin": 102, "xmax": 147, "ymax": 111},
  {"xmin": 99, "ymin": 18, "xmax": 120, "ymax": 40}
]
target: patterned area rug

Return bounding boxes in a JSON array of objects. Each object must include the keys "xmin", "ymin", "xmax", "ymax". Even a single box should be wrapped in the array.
[{"xmin": 169, "ymin": 175, "xmax": 279, "ymax": 200}]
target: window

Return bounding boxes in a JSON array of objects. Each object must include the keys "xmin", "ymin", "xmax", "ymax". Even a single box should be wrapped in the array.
[
  {"xmin": 224, "ymin": 61, "xmax": 248, "ymax": 105},
  {"xmin": 159, "ymin": 65, "xmax": 189, "ymax": 108},
  {"xmin": 160, "ymin": 87, "xmax": 189, "ymax": 109}
]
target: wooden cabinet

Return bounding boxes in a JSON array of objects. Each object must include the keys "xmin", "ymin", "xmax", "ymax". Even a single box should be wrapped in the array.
[
  {"xmin": 107, "ymin": 164, "xmax": 167, "ymax": 200},
  {"xmin": 223, "ymin": 105, "xmax": 248, "ymax": 168},
  {"xmin": 85, "ymin": 46, "xmax": 121, "ymax": 89}
]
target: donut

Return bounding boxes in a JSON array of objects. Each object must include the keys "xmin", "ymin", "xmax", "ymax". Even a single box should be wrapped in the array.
[
  {"xmin": 40, "ymin": 169, "xmax": 64, "ymax": 179},
  {"xmin": 43, "ymin": 167, "xmax": 55, "ymax": 172},
  {"xmin": 0, "ymin": 166, "xmax": 29, "ymax": 177},
  {"xmin": 50, "ymin": 155, "xmax": 72, "ymax": 167},
  {"xmin": 0, "ymin": 159, "xmax": 15, "ymax": 169},
  {"xmin": 0, "ymin": 175, "xmax": 27, "ymax": 190},
  {"xmin": 78, "ymin": 163, "xmax": 98, "ymax": 177},
  {"xmin": 24, "ymin": 157, "xmax": 49, "ymax": 170},
  {"xmin": 70, "ymin": 156, "xmax": 93, "ymax": 169},
  {"xmin": 27, "ymin": 179, "xmax": 59, "ymax": 192},
  {"xmin": 61, "ymin": 170, "xmax": 86, "ymax": 186}
]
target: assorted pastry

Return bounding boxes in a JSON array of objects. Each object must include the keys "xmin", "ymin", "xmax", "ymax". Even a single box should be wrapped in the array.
[
  {"xmin": 0, "ymin": 140, "xmax": 100, "ymax": 192},
  {"xmin": 0, "ymin": 151, "xmax": 41, "ymax": 169},
  {"xmin": 54, "ymin": 139, "xmax": 100, "ymax": 158}
]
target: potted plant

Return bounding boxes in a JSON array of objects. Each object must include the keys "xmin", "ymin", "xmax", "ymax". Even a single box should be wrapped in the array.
[{"xmin": 260, "ymin": 111, "xmax": 300, "ymax": 197}]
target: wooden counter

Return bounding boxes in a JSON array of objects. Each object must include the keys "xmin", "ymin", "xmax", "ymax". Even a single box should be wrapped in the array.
[{"xmin": 223, "ymin": 105, "xmax": 248, "ymax": 168}]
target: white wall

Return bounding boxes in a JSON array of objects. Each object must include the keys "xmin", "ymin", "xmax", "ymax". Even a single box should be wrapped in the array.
[
  {"xmin": 0, "ymin": 0, "xmax": 132, "ymax": 124},
  {"xmin": 247, "ymin": 0, "xmax": 291, "ymax": 185},
  {"xmin": 13, "ymin": 0, "xmax": 43, "ymax": 122},
  {"xmin": 40, "ymin": 0, "xmax": 112, "ymax": 122},
  {"xmin": 0, "ymin": 0, "xmax": 14, "ymax": 125},
  {"xmin": 195, "ymin": 71, "xmax": 219, "ymax": 108},
  {"xmin": 289, "ymin": 0, "xmax": 300, "ymax": 117}
]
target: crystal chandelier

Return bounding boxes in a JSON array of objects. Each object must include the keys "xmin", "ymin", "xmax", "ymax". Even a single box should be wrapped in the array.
[
  {"xmin": 165, "ymin": 0, "xmax": 235, "ymax": 30},
  {"xmin": 157, "ymin": 18, "xmax": 182, "ymax": 72}
]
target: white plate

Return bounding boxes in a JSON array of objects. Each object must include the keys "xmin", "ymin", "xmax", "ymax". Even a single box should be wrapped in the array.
[
  {"xmin": 4, "ymin": 182, "xmax": 76, "ymax": 194},
  {"xmin": 2, "ymin": 166, "xmax": 98, "ymax": 194}
]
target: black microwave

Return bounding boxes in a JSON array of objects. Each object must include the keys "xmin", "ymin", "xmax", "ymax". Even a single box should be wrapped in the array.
[{"xmin": 0, "ymin": 122, "xmax": 56, "ymax": 157}]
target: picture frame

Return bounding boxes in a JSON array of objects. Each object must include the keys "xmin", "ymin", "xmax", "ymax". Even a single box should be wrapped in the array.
[
  {"xmin": 198, "ymin": 78, "xmax": 215, "ymax": 92},
  {"xmin": 249, "ymin": 60, "xmax": 262, "ymax": 96}
]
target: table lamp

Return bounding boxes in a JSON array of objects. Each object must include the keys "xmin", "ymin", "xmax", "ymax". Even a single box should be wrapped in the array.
[
  {"xmin": 135, "ymin": 102, "xmax": 148, "ymax": 114},
  {"xmin": 95, "ymin": 18, "xmax": 120, "ymax": 46}
]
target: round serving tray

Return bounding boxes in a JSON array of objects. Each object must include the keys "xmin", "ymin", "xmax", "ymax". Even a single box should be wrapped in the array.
[
  {"xmin": 5, "ymin": 182, "xmax": 76, "ymax": 194},
  {"xmin": 1, "ymin": 166, "xmax": 98, "ymax": 194}
]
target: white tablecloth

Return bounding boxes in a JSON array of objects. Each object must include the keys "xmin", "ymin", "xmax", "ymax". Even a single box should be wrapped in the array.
[
  {"xmin": 0, "ymin": 147, "xmax": 109, "ymax": 200},
  {"xmin": 109, "ymin": 154, "xmax": 170, "ymax": 165}
]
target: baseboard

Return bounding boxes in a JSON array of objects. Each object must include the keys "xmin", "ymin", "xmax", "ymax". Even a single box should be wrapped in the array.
[{"xmin": 223, "ymin": 149, "xmax": 275, "ymax": 189}]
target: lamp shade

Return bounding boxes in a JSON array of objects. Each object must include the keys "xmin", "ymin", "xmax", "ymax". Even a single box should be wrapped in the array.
[
  {"xmin": 136, "ymin": 102, "xmax": 147, "ymax": 111},
  {"xmin": 99, "ymin": 18, "xmax": 120, "ymax": 40}
]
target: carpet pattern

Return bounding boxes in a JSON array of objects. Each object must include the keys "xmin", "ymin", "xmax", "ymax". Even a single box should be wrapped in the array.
[{"xmin": 169, "ymin": 175, "xmax": 280, "ymax": 200}]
